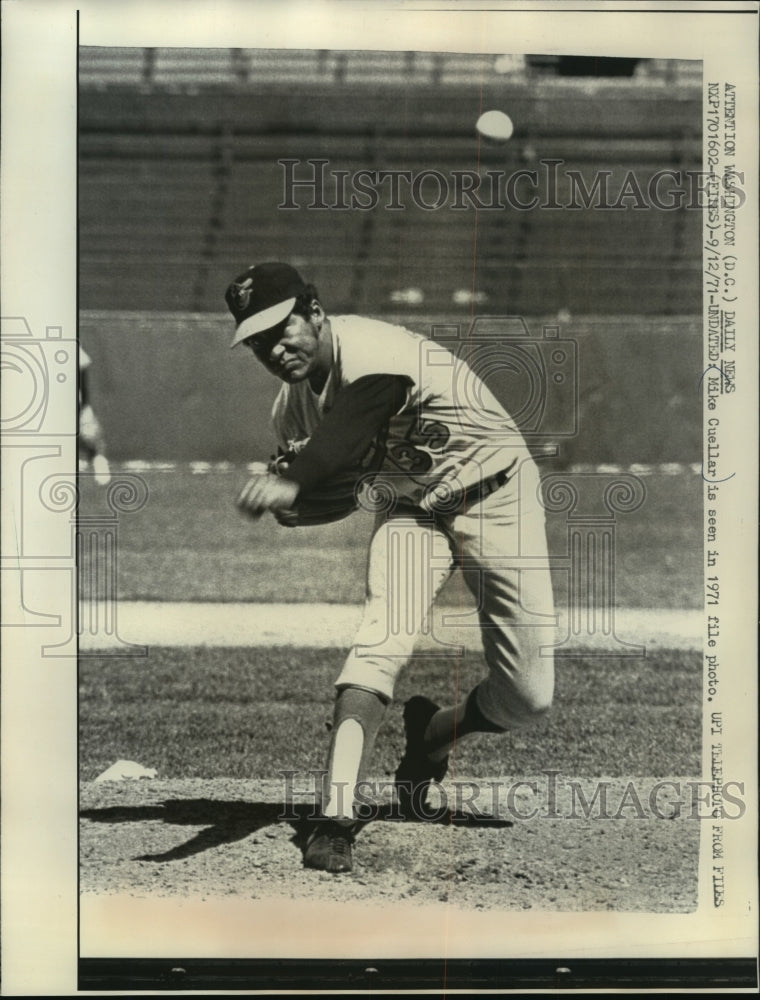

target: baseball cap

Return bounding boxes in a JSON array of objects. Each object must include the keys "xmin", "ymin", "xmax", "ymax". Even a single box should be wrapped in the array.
[{"xmin": 225, "ymin": 262, "xmax": 308, "ymax": 348}]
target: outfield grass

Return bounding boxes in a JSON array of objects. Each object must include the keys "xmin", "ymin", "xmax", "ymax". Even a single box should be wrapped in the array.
[
  {"xmin": 79, "ymin": 468, "xmax": 702, "ymax": 608},
  {"xmin": 79, "ymin": 646, "xmax": 701, "ymax": 782}
]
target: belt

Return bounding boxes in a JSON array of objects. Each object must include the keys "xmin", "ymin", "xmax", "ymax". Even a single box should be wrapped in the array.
[
  {"xmin": 462, "ymin": 466, "xmax": 512, "ymax": 509},
  {"xmin": 423, "ymin": 461, "xmax": 516, "ymax": 515}
]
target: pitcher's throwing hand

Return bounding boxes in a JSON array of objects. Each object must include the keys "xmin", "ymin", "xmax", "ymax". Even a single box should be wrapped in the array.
[{"xmin": 236, "ymin": 473, "xmax": 299, "ymax": 520}]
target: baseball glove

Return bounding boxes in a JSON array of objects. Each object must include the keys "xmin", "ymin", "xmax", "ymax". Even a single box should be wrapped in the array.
[{"xmin": 268, "ymin": 448, "xmax": 363, "ymax": 527}]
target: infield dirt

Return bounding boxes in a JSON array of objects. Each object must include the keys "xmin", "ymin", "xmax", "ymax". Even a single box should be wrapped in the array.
[{"xmin": 80, "ymin": 774, "xmax": 699, "ymax": 914}]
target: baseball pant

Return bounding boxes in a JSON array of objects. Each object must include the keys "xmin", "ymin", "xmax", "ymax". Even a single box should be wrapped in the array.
[{"xmin": 335, "ymin": 458, "xmax": 556, "ymax": 729}]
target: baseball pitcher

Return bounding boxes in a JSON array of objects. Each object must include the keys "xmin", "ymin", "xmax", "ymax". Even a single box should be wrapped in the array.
[{"xmin": 227, "ymin": 262, "xmax": 555, "ymax": 874}]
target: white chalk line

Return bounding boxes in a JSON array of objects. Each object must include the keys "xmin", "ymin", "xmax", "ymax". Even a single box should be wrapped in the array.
[
  {"xmin": 79, "ymin": 602, "xmax": 701, "ymax": 651},
  {"xmin": 114, "ymin": 461, "xmax": 702, "ymax": 477}
]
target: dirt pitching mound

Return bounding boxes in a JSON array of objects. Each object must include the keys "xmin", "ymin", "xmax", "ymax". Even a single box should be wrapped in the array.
[{"xmin": 81, "ymin": 776, "xmax": 699, "ymax": 913}]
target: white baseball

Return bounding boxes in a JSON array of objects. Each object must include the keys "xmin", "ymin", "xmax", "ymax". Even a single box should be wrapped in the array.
[{"xmin": 476, "ymin": 109, "xmax": 514, "ymax": 142}]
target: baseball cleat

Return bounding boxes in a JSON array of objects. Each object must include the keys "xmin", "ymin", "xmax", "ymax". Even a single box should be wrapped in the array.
[
  {"xmin": 395, "ymin": 696, "xmax": 449, "ymax": 820},
  {"xmin": 303, "ymin": 818, "xmax": 355, "ymax": 874}
]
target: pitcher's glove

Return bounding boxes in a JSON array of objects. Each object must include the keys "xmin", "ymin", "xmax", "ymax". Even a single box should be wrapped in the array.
[{"xmin": 268, "ymin": 450, "xmax": 363, "ymax": 527}]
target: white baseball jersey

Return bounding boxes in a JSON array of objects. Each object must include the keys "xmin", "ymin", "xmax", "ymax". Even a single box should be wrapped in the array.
[{"xmin": 271, "ymin": 315, "xmax": 533, "ymax": 509}]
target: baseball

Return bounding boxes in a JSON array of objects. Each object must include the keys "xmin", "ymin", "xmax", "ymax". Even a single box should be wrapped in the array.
[{"xmin": 475, "ymin": 109, "xmax": 514, "ymax": 143}]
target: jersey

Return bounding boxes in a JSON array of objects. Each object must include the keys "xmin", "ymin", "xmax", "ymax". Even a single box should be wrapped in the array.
[{"xmin": 271, "ymin": 316, "xmax": 533, "ymax": 512}]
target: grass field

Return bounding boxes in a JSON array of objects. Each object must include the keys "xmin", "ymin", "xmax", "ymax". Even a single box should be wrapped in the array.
[
  {"xmin": 79, "ymin": 646, "xmax": 701, "ymax": 782},
  {"xmin": 78, "ymin": 467, "xmax": 702, "ymax": 608}
]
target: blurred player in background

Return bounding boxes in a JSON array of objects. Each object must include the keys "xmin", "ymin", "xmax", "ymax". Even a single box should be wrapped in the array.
[
  {"xmin": 79, "ymin": 344, "xmax": 111, "ymax": 486},
  {"xmin": 228, "ymin": 262, "xmax": 555, "ymax": 874}
]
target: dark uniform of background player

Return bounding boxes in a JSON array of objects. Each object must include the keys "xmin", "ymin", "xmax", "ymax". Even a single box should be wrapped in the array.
[{"xmin": 227, "ymin": 262, "xmax": 555, "ymax": 874}]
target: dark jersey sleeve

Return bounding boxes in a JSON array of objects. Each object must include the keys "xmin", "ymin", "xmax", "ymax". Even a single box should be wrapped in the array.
[{"xmin": 281, "ymin": 373, "xmax": 411, "ymax": 493}]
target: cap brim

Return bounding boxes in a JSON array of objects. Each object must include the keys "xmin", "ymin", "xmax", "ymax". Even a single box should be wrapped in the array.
[{"xmin": 229, "ymin": 297, "xmax": 296, "ymax": 348}]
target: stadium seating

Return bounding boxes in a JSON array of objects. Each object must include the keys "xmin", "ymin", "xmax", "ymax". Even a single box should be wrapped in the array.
[{"xmin": 79, "ymin": 48, "xmax": 702, "ymax": 316}]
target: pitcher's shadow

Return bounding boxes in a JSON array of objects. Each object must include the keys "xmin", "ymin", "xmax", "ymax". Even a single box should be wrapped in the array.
[{"xmin": 80, "ymin": 799, "xmax": 512, "ymax": 863}]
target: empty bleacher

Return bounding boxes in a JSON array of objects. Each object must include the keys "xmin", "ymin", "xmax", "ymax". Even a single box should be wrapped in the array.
[
  {"xmin": 79, "ymin": 47, "xmax": 702, "ymax": 316},
  {"xmin": 79, "ymin": 47, "xmax": 702, "ymax": 91}
]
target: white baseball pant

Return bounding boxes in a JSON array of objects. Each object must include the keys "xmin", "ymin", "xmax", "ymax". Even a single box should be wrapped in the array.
[{"xmin": 335, "ymin": 458, "xmax": 556, "ymax": 729}]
